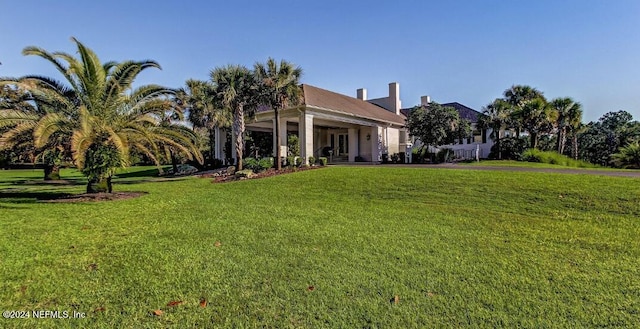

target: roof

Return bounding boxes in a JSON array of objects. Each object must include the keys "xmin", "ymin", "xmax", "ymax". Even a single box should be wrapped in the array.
[
  {"xmin": 400, "ymin": 102, "xmax": 483, "ymax": 123},
  {"xmin": 301, "ymin": 84, "xmax": 405, "ymax": 125}
]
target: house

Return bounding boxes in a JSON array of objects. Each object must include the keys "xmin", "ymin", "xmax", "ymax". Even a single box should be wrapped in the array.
[{"xmin": 211, "ymin": 82, "xmax": 493, "ymax": 164}]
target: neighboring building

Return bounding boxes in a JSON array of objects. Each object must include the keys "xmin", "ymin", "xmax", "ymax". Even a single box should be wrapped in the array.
[
  {"xmin": 212, "ymin": 81, "xmax": 493, "ymax": 164},
  {"xmin": 401, "ymin": 100, "xmax": 494, "ymax": 160}
]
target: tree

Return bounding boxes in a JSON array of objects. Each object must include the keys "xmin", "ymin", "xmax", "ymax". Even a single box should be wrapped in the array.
[
  {"xmin": 2, "ymin": 38, "xmax": 201, "ymax": 193},
  {"xmin": 254, "ymin": 58, "xmax": 303, "ymax": 169},
  {"xmin": 0, "ymin": 78, "xmax": 76, "ymax": 180},
  {"xmin": 578, "ymin": 111, "xmax": 640, "ymax": 166},
  {"xmin": 504, "ymin": 85, "xmax": 544, "ymax": 136},
  {"xmin": 211, "ymin": 65, "xmax": 256, "ymax": 171},
  {"xmin": 550, "ymin": 97, "xmax": 582, "ymax": 155},
  {"xmin": 478, "ymin": 98, "xmax": 510, "ymax": 159},
  {"xmin": 178, "ymin": 79, "xmax": 232, "ymax": 167},
  {"xmin": 406, "ymin": 102, "xmax": 471, "ymax": 154},
  {"xmin": 512, "ymin": 97, "xmax": 556, "ymax": 149}
]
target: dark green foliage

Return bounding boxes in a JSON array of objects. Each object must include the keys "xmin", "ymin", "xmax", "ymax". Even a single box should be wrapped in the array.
[
  {"xmin": 82, "ymin": 144, "xmax": 122, "ymax": 193},
  {"xmin": 489, "ymin": 137, "xmax": 528, "ymax": 160},
  {"xmin": 611, "ymin": 142, "xmax": 640, "ymax": 168},
  {"xmin": 243, "ymin": 157, "xmax": 259, "ymax": 171},
  {"xmin": 308, "ymin": 156, "xmax": 315, "ymax": 166},
  {"xmin": 354, "ymin": 155, "xmax": 365, "ymax": 162},
  {"xmin": 406, "ymin": 103, "xmax": 472, "ymax": 149},
  {"xmin": 287, "ymin": 134, "xmax": 299, "ymax": 156},
  {"xmin": 286, "ymin": 155, "xmax": 296, "ymax": 167},
  {"xmin": 578, "ymin": 111, "xmax": 640, "ymax": 166},
  {"xmin": 258, "ymin": 157, "xmax": 273, "ymax": 171},
  {"xmin": 318, "ymin": 157, "xmax": 327, "ymax": 166}
]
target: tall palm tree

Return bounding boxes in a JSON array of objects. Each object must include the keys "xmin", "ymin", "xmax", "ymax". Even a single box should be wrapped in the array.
[
  {"xmin": 179, "ymin": 79, "xmax": 232, "ymax": 166},
  {"xmin": 211, "ymin": 65, "xmax": 256, "ymax": 171},
  {"xmin": 504, "ymin": 85, "xmax": 544, "ymax": 137},
  {"xmin": 478, "ymin": 98, "xmax": 510, "ymax": 159},
  {"xmin": 254, "ymin": 58, "xmax": 303, "ymax": 169},
  {"xmin": 514, "ymin": 97, "xmax": 557, "ymax": 149},
  {"xmin": 2, "ymin": 37, "xmax": 201, "ymax": 193},
  {"xmin": 550, "ymin": 97, "xmax": 582, "ymax": 155}
]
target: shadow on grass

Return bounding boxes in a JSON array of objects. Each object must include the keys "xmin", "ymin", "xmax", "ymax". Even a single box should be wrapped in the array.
[
  {"xmin": 0, "ymin": 191, "xmax": 75, "ymax": 203},
  {"xmin": 115, "ymin": 167, "xmax": 168, "ymax": 179}
]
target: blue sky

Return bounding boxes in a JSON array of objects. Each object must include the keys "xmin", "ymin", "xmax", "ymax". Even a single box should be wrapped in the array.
[{"xmin": 1, "ymin": 0, "xmax": 639, "ymax": 122}]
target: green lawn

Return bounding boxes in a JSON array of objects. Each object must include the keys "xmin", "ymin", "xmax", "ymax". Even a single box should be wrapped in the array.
[{"xmin": 0, "ymin": 167, "xmax": 638, "ymax": 328}]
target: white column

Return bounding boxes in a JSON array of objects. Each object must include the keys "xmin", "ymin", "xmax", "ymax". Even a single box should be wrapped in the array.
[
  {"xmin": 279, "ymin": 117, "xmax": 288, "ymax": 159},
  {"xmin": 298, "ymin": 111, "xmax": 314, "ymax": 165},
  {"xmin": 214, "ymin": 126, "xmax": 222, "ymax": 160},
  {"xmin": 348, "ymin": 128, "xmax": 358, "ymax": 162},
  {"xmin": 371, "ymin": 126, "xmax": 381, "ymax": 162}
]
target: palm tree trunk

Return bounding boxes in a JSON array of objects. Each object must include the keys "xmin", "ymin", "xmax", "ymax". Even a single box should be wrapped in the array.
[
  {"xmin": 170, "ymin": 149, "xmax": 178, "ymax": 174},
  {"xmin": 87, "ymin": 176, "xmax": 112, "ymax": 193},
  {"xmin": 275, "ymin": 109, "xmax": 282, "ymax": 170},
  {"xmin": 234, "ymin": 106, "xmax": 245, "ymax": 171},
  {"xmin": 572, "ymin": 134, "xmax": 579, "ymax": 160},
  {"xmin": 531, "ymin": 133, "xmax": 538, "ymax": 149},
  {"xmin": 44, "ymin": 165, "xmax": 60, "ymax": 180}
]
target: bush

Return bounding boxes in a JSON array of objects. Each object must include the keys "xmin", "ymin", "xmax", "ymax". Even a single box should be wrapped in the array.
[
  {"xmin": 611, "ymin": 142, "xmax": 640, "ymax": 169},
  {"xmin": 355, "ymin": 156, "xmax": 365, "ymax": 162},
  {"xmin": 489, "ymin": 137, "xmax": 528, "ymax": 160},
  {"xmin": 381, "ymin": 153, "xmax": 389, "ymax": 164},
  {"xmin": 258, "ymin": 157, "xmax": 274, "ymax": 171},
  {"xmin": 243, "ymin": 157, "xmax": 259, "ymax": 171},
  {"xmin": 286, "ymin": 156, "xmax": 296, "ymax": 167},
  {"xmin": 318, "ymin": 157, "xmax": 328, "ymax": 166},
  {"xmin": 308, "ymin": 156, "xmax": 316, "ymax": 166},
  {"xmin": 521, "ymin": 149, "xmax": 597, "ymax": 168}
]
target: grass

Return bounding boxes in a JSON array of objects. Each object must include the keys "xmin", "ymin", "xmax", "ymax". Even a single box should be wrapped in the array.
[
  {"xmin": 0, "ymin": 166, "xmax": 639, "ymax": 328},
  {"xmin": 463, "ymin": 159, "xmax": 622, "ymax": 170}
]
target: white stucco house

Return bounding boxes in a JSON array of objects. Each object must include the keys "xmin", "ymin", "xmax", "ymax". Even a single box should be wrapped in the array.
[{"xmin": 212, "ymin": 82, "xmax": 494, "ymax": 164}]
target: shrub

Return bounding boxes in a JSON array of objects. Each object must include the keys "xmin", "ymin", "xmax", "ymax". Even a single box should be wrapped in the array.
[
  {"xmin": 258, "ymin": 157, "xmax": 274, "ymax": 171},
  {"xmin": 318, "ymin": 157, "xmax": 328, "ymax": 166},
  {"xmin": 611, "ymin": 142, "xmax": 640, "ymax": 169},
  {"xmin": 286, "ymin": 156, "xmax": 296, "ymax": 167},
  {"xmin": 355, "ymin": 156, "xmax": 365, "ymax": 162},
  {"xmin": 521, "ymin": 149, "xmax": 596, "ymax": 168},
  {"xmin": 308, "ymin": 156, "xmax": 316, "ymax": 166},
  {"xmin": 489, "ymin": 137, "xmax": 528, "ymax": 160},
  {"xmin": 398, "ymin": 152, "xmax": 406, "ymax": 164},
  {"xmin": 243, "ymin": 157, "xmax": 259, "ymax": 171},
  {"xmin": 381, "ymin": 153, "xmax": 389, "ymax": 164}
]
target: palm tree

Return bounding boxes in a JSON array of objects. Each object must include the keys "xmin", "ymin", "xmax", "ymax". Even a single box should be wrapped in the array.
[
  {"xmin": 0, "ymin": 78, "xmax": 77, "ymax": 180},
  {"xmin": 178, "ymin": 79, "xmax": 232, "ymax": 166},
  {"xmin": 514, "ymin": 97, "xmax": 557, "ymax": 149},
  {"xmin": 478, "ymin": 98, "xmax": 510, "ymax": 159},
  {"xmin": 3, "ymin": 37, "xmax": 201, "ymax": 193},
  {"xmin": 254, "ymin": 58, "xmax": 303, "ymax": 169},
  {"xmin": 210, "ymin": 65, "xmax": 256, "ymax": 171},
  {"xmin": 504, "ymin": 85, "xmax": 544, "ymax": 137},
  {"xmin": 550, "ymin": 97, "xmax": 582, "ymax": 155}
]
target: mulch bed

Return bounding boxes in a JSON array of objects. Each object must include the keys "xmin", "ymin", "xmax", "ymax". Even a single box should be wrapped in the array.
[
  {"xmin": 207, "ymin": 166, "xmax": 323, "ymax": 183},
  {"xmin": 41, "ymin": 192, "xmax": 148, "ymax": 203}
]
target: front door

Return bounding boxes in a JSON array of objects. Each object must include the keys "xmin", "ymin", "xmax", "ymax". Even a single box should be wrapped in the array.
[{"xmin": 337, "ymin": 133, "xmax": 349, "ymax": 156}]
